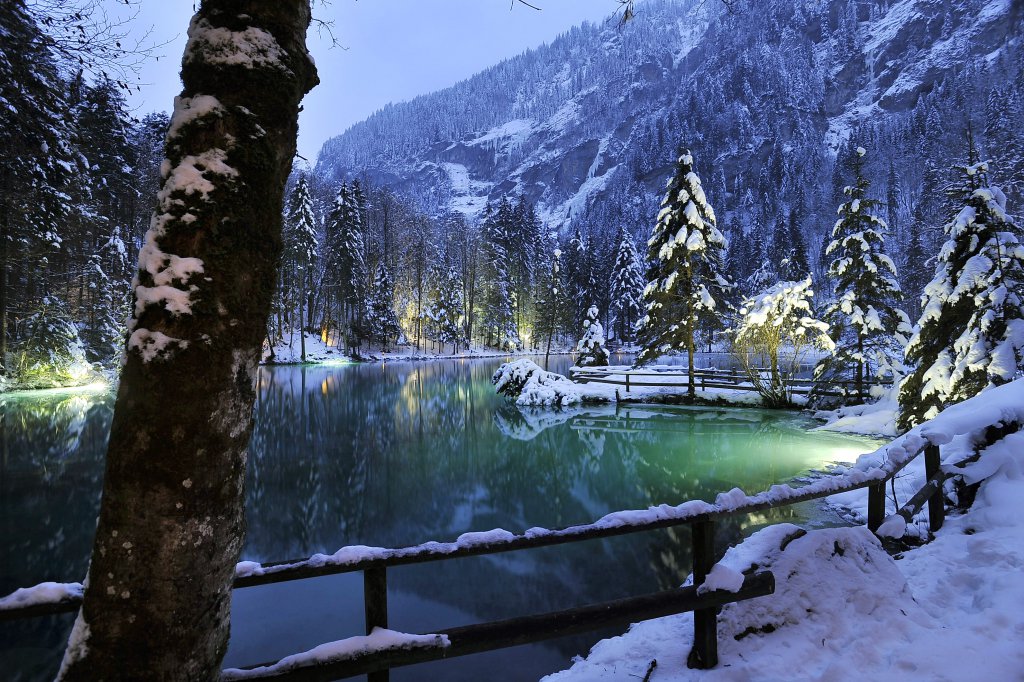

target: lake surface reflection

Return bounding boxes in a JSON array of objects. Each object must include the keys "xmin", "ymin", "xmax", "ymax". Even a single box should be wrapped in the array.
[{"xmin": 0, "ymin": 357, "xmax": 880, "ymax": 681}]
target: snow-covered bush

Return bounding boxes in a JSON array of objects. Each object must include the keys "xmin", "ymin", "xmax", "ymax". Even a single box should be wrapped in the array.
[
  {"xmin": 731, "ymin": 277, "xmax": 833, "ymax": 407},
  {"xmin": 492, "ymin": 359, "xmax": 582, "ymax": 407},
  {"xmin": 575, "ymin": 305, "xmax": 609, "ymax": 367},
  {"xmin": 14, "ymin": 296, "xmax": 95, "ymax": 389}
]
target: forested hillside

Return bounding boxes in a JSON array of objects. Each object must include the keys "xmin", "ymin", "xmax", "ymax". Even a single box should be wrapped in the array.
[
  {"xmin": 0, "ymin": 2, "xmax": 167, "ymax": 388},
  {"xmin": 1, "ymin": 0, "xmax": 1021, "ymax": 388},
  {"xmin": 314, "ymin": 0, "xmax": 1023, "ymax": 330}
]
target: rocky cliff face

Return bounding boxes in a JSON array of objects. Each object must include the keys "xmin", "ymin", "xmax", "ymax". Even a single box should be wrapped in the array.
[{"xmin": 315, "ymin": 0, "xmax": 1022, "ymax": 234}]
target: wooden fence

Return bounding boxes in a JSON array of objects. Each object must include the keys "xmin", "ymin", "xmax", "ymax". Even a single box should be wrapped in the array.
[
  {"xmin": 570, "ymin": 366, "xmax": 892, "ymax": 399},
  {"xmin": 1, "ymin": 439, "xmax": 949, "ymax": 682}
]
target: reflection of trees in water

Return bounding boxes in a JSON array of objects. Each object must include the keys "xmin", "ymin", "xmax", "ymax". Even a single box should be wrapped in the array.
[
  {"xmin": 207, "ymin": 363, "xmax": 856, "ymax": 663},
  {"xmin": 0, "ymin": 390, "xmax": 113, "ymax": 681},
  {"xmin": 0, "ymin": 362, "xmax": 853, "ymax": 677}
]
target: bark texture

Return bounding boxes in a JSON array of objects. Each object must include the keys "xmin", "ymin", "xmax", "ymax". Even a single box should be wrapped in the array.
[{"xmin": 58, "ymin": 2, "xmax": 317, "ymax": 679}]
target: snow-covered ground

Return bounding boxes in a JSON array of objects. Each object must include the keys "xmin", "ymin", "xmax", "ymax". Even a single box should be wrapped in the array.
[
  {"xmin": 547, "ymin": 380, "xmax": 1024, "ymax": 682},
  {"xmin": 494, "ymin": 360, "xmax": 793, "ymax": 407},
  {"xmin": 262, "ymin": 331, "xmax": 349, "ymax": 364},
  {"xmin": 263, "ymin": 332, "xmax": 580, "ymax": 365}
]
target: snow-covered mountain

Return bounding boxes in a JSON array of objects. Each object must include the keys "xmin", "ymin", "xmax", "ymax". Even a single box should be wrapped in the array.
[{"xmin": 315, "ymin": 0, "xmax": 1022, "ymax": 235}]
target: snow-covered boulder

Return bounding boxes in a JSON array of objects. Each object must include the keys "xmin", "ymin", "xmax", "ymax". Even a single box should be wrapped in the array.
[{"xmin": 492, "ymin": 359, "xmax": 582, "ymax": 407}]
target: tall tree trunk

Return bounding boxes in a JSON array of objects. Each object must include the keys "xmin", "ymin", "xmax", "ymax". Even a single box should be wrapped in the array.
[
  {"xmin": 687, "ymin": 310, "xmax": 696, "ymax": 398},
  {"xmin": 299, "ymin": 270, "xmax": 307, "ymax": 362},
  {"xmin": 58, "ymin": 3, "xmax": 317, "ymax": 679},
  {"xmin": 857, "ymin": 334, "xmax": 865, "ymax": 402},
  {"xmin": 0, "ymin": 205, "xmax": 8, "ymax": 376}
]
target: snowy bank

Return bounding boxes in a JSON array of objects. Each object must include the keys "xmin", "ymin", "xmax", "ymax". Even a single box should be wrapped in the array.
[
  {"xmin": 492, "ymin": 360, "xmax": 775, "ymax": 407},
  {"xmin": 263, "ymin": 331, "xmax": 350, "ymax": 364},
  {"xmin": 548, "ymin": 380, "xmax": 1024, "ymax": 681}
]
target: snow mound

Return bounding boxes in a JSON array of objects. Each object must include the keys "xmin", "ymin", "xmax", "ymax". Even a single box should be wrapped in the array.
[
  {"xmin": 546, "ymin": 524, "xmax": 923, "ymax": 682},
  {"xmin": 713, "ymin": 525, "xmax": 913, "ymax": 642},
  {"xmin": 492, "ymin": 359, "xmax": 582, "ymax": 407}
]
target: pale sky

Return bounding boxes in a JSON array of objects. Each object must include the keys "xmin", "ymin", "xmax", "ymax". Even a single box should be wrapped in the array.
[{"xmin": 105, "ymin": 1, "xmax": 620, "ymax": 161}]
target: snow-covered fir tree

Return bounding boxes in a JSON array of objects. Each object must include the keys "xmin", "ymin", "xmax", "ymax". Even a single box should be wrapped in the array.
[
  {"xmin": 0, "ymin": 2, "xmax": 78, "ymax": 373},
  {"xmin": 562, "ymin": 224, "xmax": 595, "ymax": 329},
  {"xmin": 282, "ymin": 174, "xmax": 319, "ymax": 359},
  {"xmin": 576, "ymin": 304, "xmax": 609, "ymax": 367},
  {"xmin": 777, "ymin": 210, "xmax": 810, "ymax": 282},
  {"xmin": 635, "ymin": 150, "xmax": 732, "ymax": 396},
  {"xmin": 732, "ymin": 277, "xmax": 833, "ymax": 407},
  {"xmin": 82, "ymin": 250, "xmax": 126, "ymax": 368},
  {"xmin": 366, "ymin": 262, "xmax": 402, "ymax": 351},
  {"xmin": 480, "ymin": 198, "xmax": 521, "ymax": 351},
  {"xmin": 815, "ymin": 147, "xmax": 911, "ymax": 403},
  {"xmin": 322, "ymin": 183, "xmax": 368, "ymax": 345},
  {"xmin": 428, "ymin": 262, "xmax": 464, "ymax": 354},
  {"xmin": 608, "ymin": 229, "xmax": 645, "ymax": 345},
  {"xmin": 899, "ymin": 157, "xmax": 1024, "ymax": 430},
  {"xmin": 535, "ymin": 247, "xmax": 566, "ymax": 367}
]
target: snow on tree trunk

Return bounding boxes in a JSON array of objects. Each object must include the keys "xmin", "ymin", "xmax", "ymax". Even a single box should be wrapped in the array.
[
  {"xmin": 57, "ymin": 3, "xmax": 317, "ymax": 679},
  {"xmin": 575, "ymin": 304, "xmax": 609, "ymax": 367}
]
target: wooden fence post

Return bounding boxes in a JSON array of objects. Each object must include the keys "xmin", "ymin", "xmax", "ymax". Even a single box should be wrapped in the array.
[
  {"xmin": 687, "ymin": 519, "xmax": 718, "ymax": 669},
  {"xmin": 924, "ymin": 444, "xmax": 944, "ymax": 532},
  {"xmin": 626, "ymin": 372, "xmax": 630, "ymax": 393},
  {"xmin": 364, "ymin": 566, "xmax": 389, "ymax": 682},
  {"xmin": 867, "ymin": 482, "xmax": 885, "ymax": 532}
]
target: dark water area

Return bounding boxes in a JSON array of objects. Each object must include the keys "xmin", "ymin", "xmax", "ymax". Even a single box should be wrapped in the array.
[{"xmin": 0, "ymin": 357, "xmax": 880, "ymax": 681}]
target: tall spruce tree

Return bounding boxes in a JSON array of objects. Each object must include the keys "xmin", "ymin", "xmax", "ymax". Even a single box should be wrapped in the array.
[
  {"xmin": 815, "ymin": 147, "xmax": 911, "ymax": 402},
  {"xmin": 366, "ymin": 261, "xmax": 401, "ymax": 351},
  {"xmin": 608, "ymin": 228, "xmax": 645, "ymax": 344},
  {"xmin": 899, "ymin": 155, "xmax": 1024, "ymax": 430},
  {"xmin": 429, "ymin": 262, "xmax": 464, "ymax": 354},
  {"xmin": 480, "ymin": 198, "xmax": 521, "ymax": 350},
  {"xmin": 635, "ymin": 150, "xmax": 732, "ymax": 396},
  {"xmin": 535, "ymin": 247, "xmax": 566, "ymax": 369},
  {"xmin": 562, "ymin": 224, "xmax": 593, "ymax": 328},
  {"xmin": 323, "ymin": 182, "xmax": 368, "ymax": 347},
  {"xmin": 0, "ymin": 1, "xmax": 77, "ymax": 374},
  {"xmin": 283, "ymin": 173, "xmax": 318, "ymax": 360},
  {"xmin": 778, "ymin": 210, "xmax": 810, "ymax": 281}
]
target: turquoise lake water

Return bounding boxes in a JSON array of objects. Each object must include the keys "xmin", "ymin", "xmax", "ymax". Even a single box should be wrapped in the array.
[{"xmin": 0, "ymin": 357, "xmax": 881, "ymax": 681}]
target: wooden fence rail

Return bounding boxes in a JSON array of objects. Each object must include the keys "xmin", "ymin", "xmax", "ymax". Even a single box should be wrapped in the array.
[
  {"xmin": 3, "ymin": 443, "xmax": 949, "ymax": 682},
  {"xmin": 570, "ymin": 367, "xmax": 893, "ymax": 398}
]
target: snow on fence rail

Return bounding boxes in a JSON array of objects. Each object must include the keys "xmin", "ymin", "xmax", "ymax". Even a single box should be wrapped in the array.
[
  {"xmin": 5, "ymin": 380, "xmax": 1022, "ymax": 680},
  {"xmin": 570, "ymin": 365, "xmax": 893, "ymax": 397}
]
